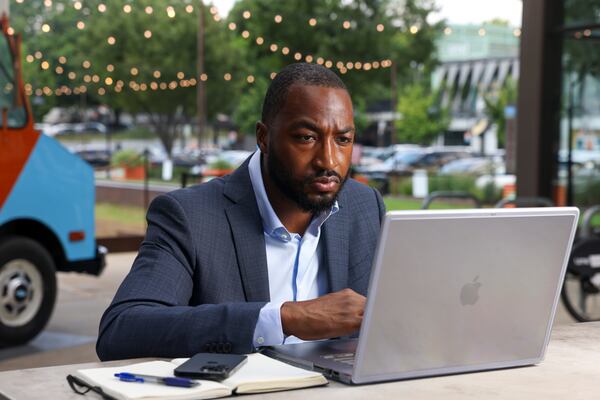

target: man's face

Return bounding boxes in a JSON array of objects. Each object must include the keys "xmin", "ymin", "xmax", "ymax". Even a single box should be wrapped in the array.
[{"xmin": 258, "ymin": 84, "xmax": 355, "ymax": 213}]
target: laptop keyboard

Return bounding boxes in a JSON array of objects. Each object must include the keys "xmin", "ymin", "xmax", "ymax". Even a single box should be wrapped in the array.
[{"xmin": 321, "ymin": 352, "xmax": 355, "ymax": 366}]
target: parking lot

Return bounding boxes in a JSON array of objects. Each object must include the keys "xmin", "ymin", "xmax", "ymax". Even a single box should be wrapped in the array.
[{"xmin": 0, "ymin": 251, "xmax": 576, "ymax": 372}]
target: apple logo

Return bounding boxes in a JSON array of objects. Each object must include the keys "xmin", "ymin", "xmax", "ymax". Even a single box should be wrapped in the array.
[{"xmin": 460, "ymin": 276, "xmax": 482, "ymax": 306}]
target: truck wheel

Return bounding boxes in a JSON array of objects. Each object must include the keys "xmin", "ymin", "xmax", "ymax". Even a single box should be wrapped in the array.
[{"xmin": 0, "ymin": 236, "xmax": 57, "ymax": 346}]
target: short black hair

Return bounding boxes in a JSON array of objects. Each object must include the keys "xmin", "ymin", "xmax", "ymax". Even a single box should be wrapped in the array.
[{"xmin": 261, "ymin": 63, "xmax": 348, "ymax": 124}]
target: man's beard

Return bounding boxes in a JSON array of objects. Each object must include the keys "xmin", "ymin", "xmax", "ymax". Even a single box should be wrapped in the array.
[{"xmin": 266, "ymin": 151, "xmax": 347, "ymax": 214}]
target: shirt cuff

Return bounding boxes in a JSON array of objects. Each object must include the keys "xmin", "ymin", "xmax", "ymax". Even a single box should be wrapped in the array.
[{"xmin": 253, "ymin": 302, "xmax": 285, "ymax": 348}]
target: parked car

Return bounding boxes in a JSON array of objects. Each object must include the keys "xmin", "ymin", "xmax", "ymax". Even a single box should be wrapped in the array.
[
  {"xmin": 40, "ymin": 122, "xmax": 107, "ymax": 137},
  {"xmin": 439, "ymin": 157, "xmax": 505, "ymax": 176}
]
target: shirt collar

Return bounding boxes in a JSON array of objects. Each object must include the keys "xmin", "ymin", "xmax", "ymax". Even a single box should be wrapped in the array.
[{"xmin": 248, "ymin": 150, "xmax": 338, "ymax": 240}]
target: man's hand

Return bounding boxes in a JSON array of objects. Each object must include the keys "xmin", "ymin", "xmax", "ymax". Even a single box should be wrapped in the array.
[{"xmin": 280, "ymin": 288, "xmax": 366, "ymax": 340}]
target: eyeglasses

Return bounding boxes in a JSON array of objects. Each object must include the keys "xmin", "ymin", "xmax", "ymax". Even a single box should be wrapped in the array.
[{"xmin": 66, "ymin": 374, "xmax": 118, "ymax": 400}]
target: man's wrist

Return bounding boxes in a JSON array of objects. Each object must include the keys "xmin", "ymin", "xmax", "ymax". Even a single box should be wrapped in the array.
[{"xmin": 281, "ymin": 301, "xmax": 297, "ymax": 337}]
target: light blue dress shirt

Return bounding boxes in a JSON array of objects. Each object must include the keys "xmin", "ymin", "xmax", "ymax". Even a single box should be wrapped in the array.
[{"xmin": 248, "ymin": 150, "xmax": 338, "ymax": 348}]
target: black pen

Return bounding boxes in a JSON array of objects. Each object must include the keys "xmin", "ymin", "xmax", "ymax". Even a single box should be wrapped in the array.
[{"xmin": 114, "ymin": 372, "xmax": 199, "ymax": 388}]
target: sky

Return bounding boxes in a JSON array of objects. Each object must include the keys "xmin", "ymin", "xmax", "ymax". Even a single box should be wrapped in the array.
[{"xmin": 213, "ymin": 0, "xmax": 523, "ymax": 27}]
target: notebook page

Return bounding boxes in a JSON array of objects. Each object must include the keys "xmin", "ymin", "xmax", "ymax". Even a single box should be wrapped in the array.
[
  {"xmin": 75, "ymin": 361, "xmax": 231, "ymax": 400},
  {"xmin": 223, "ymin": 353, "xmax": 327, "ymax": 393}
]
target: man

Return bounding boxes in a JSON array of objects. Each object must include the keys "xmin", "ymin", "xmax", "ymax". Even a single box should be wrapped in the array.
[{"xmin": 97, "ymin": 63, "xmax": 385, "ymax": 360}]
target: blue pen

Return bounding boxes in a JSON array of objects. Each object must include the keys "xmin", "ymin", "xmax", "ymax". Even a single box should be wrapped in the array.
[{"xmin": 114, "ymin": 372, "xmax": 199, "ymax": 388}]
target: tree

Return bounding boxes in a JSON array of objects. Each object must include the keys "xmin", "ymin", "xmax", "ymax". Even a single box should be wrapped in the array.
[
  {"xmin": 483, "ymin": 77, "xmax": 517, "ymax": 148},
  {"xmin": 11, "ymin": 0, "xmax": 245, "ymax": 156},
  {"xmin": 395, "ymin": 83, "xmax": 448, "ymax": 144},
  {"xmin": 228, "ymin": 0, "xmax": 442, "ymax": 136}
]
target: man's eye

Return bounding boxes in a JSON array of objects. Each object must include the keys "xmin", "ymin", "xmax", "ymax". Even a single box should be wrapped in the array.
[
  {"xmin": 299, "ymin": 135, "xmax": 316, "ymax": 142},
  {"xmin": 337, "ymin": 136, "xmax": 353, "ymax": 144}
]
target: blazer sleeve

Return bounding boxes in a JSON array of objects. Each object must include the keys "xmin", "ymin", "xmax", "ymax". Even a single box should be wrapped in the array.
[{"xmin": 96, "ymin": 194, "xmax": 266, "ymax": 361}]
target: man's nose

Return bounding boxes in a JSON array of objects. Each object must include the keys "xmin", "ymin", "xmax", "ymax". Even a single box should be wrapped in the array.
[{"xmin": 314, "ymin": 137, "xmax": 338, "ymax": 170}]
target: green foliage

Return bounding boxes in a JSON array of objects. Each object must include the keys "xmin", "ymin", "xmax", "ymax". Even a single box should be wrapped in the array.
[
  {"xmin": 229, "ymin": 0, "xmax": 442, "ymax": 135},
  {"xmin": 395, "ymin": 83, "xmax": 449, "ymax": 144},
  {"xmin": 388, "ymin": 174, "xmax": 503, "ymax": 205},
  {"xmin": 483, "ymin": 77, "xmax": 517, "ymax": 148},
  {"xmin": 111, "ymin": 149, "xmax": 144, "ymax": 168},
  {"xmin": 208, "ymin": 159, "xmax": 234, "ymax": 170},
  {"xmin": 12, "ymin": 0, "xmax": 442, "ymax": 149}
]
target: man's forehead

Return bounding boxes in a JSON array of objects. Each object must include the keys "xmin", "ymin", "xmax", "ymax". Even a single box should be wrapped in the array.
[{"xmin": 277, "ymin": 84, "xmax": 353, "ymax": 119}]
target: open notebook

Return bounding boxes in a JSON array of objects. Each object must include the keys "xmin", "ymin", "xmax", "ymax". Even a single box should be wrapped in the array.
[{"xmin": 73, "ymin": 353, "xmax": 327, "ymax": 400}]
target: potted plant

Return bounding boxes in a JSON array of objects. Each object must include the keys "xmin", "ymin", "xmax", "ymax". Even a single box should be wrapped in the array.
[
  {"xmin": 203, "ymin": 159, "xmax": 234, "ymax": 177},
  {"xmin": 111, "ymin": 149, "xmax": 145, "ymax": 180}
]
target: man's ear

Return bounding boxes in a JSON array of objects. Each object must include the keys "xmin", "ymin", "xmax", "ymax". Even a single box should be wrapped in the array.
[{"xmin": 256, "ymin": 121, "xmax": 268, "ymax": 154}]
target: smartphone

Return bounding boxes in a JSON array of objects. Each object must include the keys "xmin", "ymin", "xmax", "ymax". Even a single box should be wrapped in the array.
[{"xmin": 174, "ymin": 353, "xmax": 248, "ymax": 381}]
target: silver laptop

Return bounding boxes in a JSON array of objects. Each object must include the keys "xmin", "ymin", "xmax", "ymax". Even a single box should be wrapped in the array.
[{"xmin": 263, "ymin": 207, "xmax": 579, "ymax": 384}]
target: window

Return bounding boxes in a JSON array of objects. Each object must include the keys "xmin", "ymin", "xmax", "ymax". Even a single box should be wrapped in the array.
[{"xmin": 0, "ymin": 32, "xmax": 26, "ymax": 129}]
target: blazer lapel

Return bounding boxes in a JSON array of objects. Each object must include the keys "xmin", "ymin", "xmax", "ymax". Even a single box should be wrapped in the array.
[
  {"xmin": 322, "ymin": 196, "xmax": 350, "ymax": 293},
  {"xmin": 224, "ymin": 159, "xmax": 271, "ymax": 302}
]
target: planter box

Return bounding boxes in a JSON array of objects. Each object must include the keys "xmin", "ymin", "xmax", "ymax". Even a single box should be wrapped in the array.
[{"xmin": 124, "ymin": 166, "xmax": 145, "ymax": 180}]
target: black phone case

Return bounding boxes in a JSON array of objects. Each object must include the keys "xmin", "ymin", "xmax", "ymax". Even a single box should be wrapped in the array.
[{"xmin": 174, "ymin": 353, "xmax": 248, "ymax": 380}]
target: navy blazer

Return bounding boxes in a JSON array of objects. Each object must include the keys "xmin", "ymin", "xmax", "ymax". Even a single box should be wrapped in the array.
[{"xmin": 96, "ymin": 159, "xmax": 385, "ymax": 360}]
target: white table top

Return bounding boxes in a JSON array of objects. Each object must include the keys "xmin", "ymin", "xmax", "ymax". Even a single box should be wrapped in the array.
[{"xmin": 1, "ymin": 323, "xmax": 600, "ymax": 399}]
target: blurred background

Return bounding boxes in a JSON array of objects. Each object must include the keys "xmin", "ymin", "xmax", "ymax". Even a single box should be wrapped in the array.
[{"xmin": 2, "ymin": 0, "xmax": 600, "ymax": 371}]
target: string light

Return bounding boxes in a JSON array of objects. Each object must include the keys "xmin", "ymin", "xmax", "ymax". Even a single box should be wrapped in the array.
[
  {"xmin": 342, "ymin": 21, "xmax": 351, "ymax": 29},
  {"xmin": 77, "ymin": 21, "xmax": 85, "ymax": 30},
  {"xmin": 145, "ymin": 6, "xmax": 153, "ymax": 14},
  {"xmin": 376, "ymin": 24, "xmax": 384, "ymax": 32},
  {"xmin": 309, "ymin": 18, "xmax": 317, "ymax": 27},
  {"xmin": 130, "ymin": 67, "xmax": 138, "ymax": 75},
  {"xmin": 123, "ymin": 4, "xmax": 132, "ymax": 13},
  {"xmin": 73, "ymin": 1, "xmax": 82, "ymax": 10},
  {"xmin": 153, "ymin": 70, "xmax": 161, "ymax": 79},
  {"xmin": 35, "ymin": 51, "xmax": 43, "ymax": 59},
  {"xmin": 241, "ymin": 30, "xmax": 250, "ymax": 39},
  {"xmin": 98, "ymin": 3, "xmax": 106, "ymax": 13},
  {"xmin": 256, "ymin": 37, "xmax": 264, "ymax": 45},
  {"xmin": 274, "ymin": 15, "xmax": 282, "ymax": 23},
  {"xmin": 444, "ymin": 27, "xmax": 452, "ymax": 35},
  {"xmin": 270, "ymin": 44, "xmax": 278, "ymax": 52},
  {"xmin": 228, "ymin": 22, "xmax": 236, "ymax": 31},
  {"xmin": 166, "ymin": 6, "xmax": 176, "ymax": 18},
  {"xmin": 41, "ymin": 24, "xmax": 51, "ymax": 33},
  {"xmin": 409, "ymin": 25, "xmax": 419, "ymax": 34},
  {"xmin": 41, "ymin": 61, "xmax": 50, "ymax": 70},
  {"xmin": 107, "ymin": 36, "xmax": 116, "ymax": 45},
  {"xmin": 55, "ymin": 66, "xmax": 64, "ymax": 74},
  {"xmin": 26, "ymin": 55, "xmax": 34, "ymax": 63},
  {"xmin": 247, "ymin": 75, "xmax": 255, "ymax": 83},
  {"xmin": 243, "ymin": 10, "xmax": 251, "ymax": 19},
  {"xmin": 224, "ymin": 73, "xmax": 231, "ymax": 81},
  {"xmin": 185, "ymin": 5, "xmax": 194, "ymax": 13},
  {"xmin": 107, "ymin": 64, "xmax": 114, "ymax": 72},
  {"xmin": 58, "ymin": 56, "xmax": 67, "ymax": 64},
  {"xmin": 144, "ymin": 30, "xmax": 152, "ymax": 39}
]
